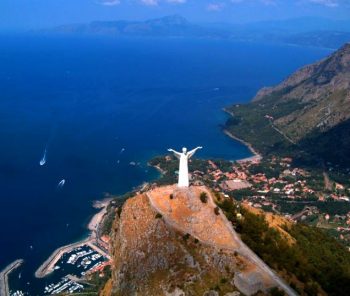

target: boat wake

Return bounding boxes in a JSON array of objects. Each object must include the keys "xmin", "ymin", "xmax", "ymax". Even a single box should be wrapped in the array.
[
  {"xmin": 57, "ymin": 179, "xmax": 65, "ymax": 189},
  {"xmin": 39, "ymin": 148, "xmax": 47, "ymax": 166}
]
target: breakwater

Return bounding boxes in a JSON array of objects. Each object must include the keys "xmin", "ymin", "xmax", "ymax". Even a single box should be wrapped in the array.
[
  {"xmin": 0, "ymin": 259, "xmax": 24, "ymax": 296},
  {"xmin": 34, "ymin": 238, "xmax": 92, "ymax": 278}
]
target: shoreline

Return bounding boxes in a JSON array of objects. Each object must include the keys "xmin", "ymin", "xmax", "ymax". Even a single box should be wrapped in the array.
[
  {"xmin": 149, "ymin": 163, "xmax": 166, "ymax": 175},
  {"xmin": 13, "ymin": 110, "xmax": 262, "ymax": 289},
  {"xmin": 223, "ymin": 129, "xmax": 262, "ymax": 163},
  {"xmin": 34, "ymin": 199, "xmax": 111, "ymax": 278}
]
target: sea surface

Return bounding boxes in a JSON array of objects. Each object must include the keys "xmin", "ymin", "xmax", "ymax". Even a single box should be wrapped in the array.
[{"xmin": 0, "ymin": 35, "xmax": 331, "ymax": 294}]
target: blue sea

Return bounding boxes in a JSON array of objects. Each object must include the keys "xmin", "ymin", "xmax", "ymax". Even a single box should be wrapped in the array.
[{"xmin": 0, "ymin": 35, "xmax": 331, "ymax": 294}]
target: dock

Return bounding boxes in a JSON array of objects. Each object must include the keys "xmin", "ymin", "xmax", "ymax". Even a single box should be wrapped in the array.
[
  {"xmin": 0, "ymin": 259, "xmax": 24, "ymax": 296},
  {"xmin": 35, "ymin": 199, "xmax": 111, "ymax": 279},
  {"xmin": 35, "ymin": 238, "xmax": 91, "ymax": 278}
]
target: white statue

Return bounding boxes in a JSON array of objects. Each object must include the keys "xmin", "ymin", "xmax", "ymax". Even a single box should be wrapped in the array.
[{"xmin": 168, "ymin": 146, "xmax": 203, "ymax": 187}]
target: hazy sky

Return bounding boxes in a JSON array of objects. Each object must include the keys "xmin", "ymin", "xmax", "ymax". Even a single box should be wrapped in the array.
[{"xmin": 1, "ymin": 0, "xmax": 350, "ymax": 31}]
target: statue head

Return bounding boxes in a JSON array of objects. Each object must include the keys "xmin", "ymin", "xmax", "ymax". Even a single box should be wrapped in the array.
[{"xmin": 182, "ymin": 147, "xmax": 187, "ymax": 153}]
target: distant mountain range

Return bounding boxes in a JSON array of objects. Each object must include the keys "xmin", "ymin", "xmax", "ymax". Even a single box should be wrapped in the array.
[
  {"xmin": 40, "ymin": 15, "xmax": 220, "ymax": 38},
  {"xmin": 40, "ymin": 15, "xmax": 350, "ymax": 49},
  {"xmin": 225, "ymin": 42, "xmax": 350, "ymax": 167}
]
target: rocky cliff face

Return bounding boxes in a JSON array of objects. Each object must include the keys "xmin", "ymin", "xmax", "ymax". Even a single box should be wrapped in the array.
[
  {"xmin": 226, "ymin": 43, "xmax": 350, "ymax": 165},
  {"xmin": 101, "ymin": 185, "xmax": 286, "ymax": 296}
]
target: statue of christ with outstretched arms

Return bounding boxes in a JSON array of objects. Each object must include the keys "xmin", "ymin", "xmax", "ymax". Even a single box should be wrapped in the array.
[{"xmin": 168, "ymin": 146, "xmax": 202, "ymax": 187}]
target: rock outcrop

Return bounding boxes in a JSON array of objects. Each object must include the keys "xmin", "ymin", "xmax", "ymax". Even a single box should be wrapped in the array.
[{"xmin": 102, "ymin": 185, "xmax": 292, "ymax": 296}]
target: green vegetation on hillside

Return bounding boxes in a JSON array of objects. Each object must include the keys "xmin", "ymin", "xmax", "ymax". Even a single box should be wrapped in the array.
[
  {"xmin": 225, "ymin": 43, "xmax": 350, "ymax": 168},
  {"xmin": 217, "ymin": 197, "xmax": 350, "ymax": 296}
]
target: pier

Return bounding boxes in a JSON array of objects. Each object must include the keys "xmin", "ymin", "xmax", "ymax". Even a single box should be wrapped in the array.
[
  {"xmin": 0, "ymin": 259, "xmax": 24, "ymax": 296},
  {"xmin": 35, "ymin": 238, "xmax": 91, "ymax": 278},
  {"xmin": 35, "ymin": 200, "xmax": 111, "ymax": 279}
]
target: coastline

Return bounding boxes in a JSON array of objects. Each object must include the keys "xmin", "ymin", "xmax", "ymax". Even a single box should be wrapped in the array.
[
  {"xmin": 11, "ymin": 111, "xmax": 262, "ymax": 291},
  {"xmin": 149, "ymin": 163, "xmax": 166, "ymax": 175},
  {"xmin": 223, "ymin": 129, "xmax": 262, "ymax": 163},
  {"xmin": 34, "ymin": 198, "xmax": 111, "ymax": 278}
]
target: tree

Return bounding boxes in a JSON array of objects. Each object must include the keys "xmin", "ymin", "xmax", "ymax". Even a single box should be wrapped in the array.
[{"xmin": 200, "ymin": 192, "xmax": 208, "ymax": 203}]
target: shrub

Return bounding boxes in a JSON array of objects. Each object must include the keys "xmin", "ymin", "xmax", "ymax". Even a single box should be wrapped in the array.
[
  {"xmin": 200, "ymin": 192, "xmax": 208, "ymax": 203},
  {"xmin": 155, "ymin": 213, "xmax": 162, "ymax": 219},
  {"xmin": 183, "ymin": 233, "xmax": 190, "ymax": 241},
  {"xmin": 170, "ymin": 194, "xmax": 174, "ymax": 199},
  {"xmin": 214, "ymin": 207, "xmax": 220, "ymax": 215}
]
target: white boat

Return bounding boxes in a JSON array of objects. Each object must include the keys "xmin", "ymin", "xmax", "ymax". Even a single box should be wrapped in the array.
[
  {"xmin": 57, "ymin": 179, "xmax": 65, "ymax": 188},
  {"xmin": 39, "ymin": 149, "xmax": 47, "ymax": 166}
]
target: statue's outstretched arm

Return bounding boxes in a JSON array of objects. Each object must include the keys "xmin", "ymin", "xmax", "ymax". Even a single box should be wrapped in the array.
[
  {"xmin": 168, "ymin": 148, "xmax": 181, "ymax": 159},
  {"xmin": 187, "ymin": 146, "xmax": 203, "ymax": 158}
]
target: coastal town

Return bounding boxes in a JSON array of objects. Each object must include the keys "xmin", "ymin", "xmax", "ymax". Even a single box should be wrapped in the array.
[
  {"xmin": 2, "ymin": 149, "xmax": 350, "ymax": 295},
  {"xmin": 150, "ymin": 152, "xmax": 350, "ymax": 249}
]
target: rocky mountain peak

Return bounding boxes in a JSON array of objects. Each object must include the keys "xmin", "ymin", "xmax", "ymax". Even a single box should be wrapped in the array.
[{"xmin": 101, "ymin": 185, "xmax": 293, "ymax": 296}]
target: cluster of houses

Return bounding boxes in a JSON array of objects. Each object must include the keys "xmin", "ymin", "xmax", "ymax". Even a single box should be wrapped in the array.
[
  {"xmin": 157, "ymin": 154, "xmax": 350, "ymax": 247},
  {"xmin": 191, "ymin": 157, "xmax": 318, "ymax": 203}
]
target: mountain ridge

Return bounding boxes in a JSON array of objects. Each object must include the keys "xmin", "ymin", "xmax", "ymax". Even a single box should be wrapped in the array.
[
  {"xmin": 37, "ymin": 15, "xmax": 350, "ymax": 49},
  {"xmin": 225, "ymin": 42, "xmax": 350, "ymax": 166}
]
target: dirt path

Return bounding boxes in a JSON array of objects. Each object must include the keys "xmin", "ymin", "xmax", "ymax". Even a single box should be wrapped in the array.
[{"xmin": 147, "ymin": 185, "xmax": 298, "ymax": 296}]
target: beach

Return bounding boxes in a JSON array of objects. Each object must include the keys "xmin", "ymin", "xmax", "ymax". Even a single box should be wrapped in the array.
[{"xmin": 223, "ymin": 129, "xmax": 262, "ymax": 163}]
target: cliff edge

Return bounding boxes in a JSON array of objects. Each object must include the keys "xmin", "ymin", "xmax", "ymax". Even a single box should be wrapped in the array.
[{"xmin": 101, "ymin": 185, "xmax": 296, "ymax": 296}]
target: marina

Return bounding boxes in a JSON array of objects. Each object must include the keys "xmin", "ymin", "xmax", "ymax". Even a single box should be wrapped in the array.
[
  {"xmin": 43, "ymin": 276, "xmax": 83, "ymax": 295},
  {"xmin": 41, "ymin": 244, "xmax": 110, "ymax": 295},
  {"xmin": 34, "ymin": 238, "xmax": 91, "ymax": 278},
  {"xmin": 35, "ymin": 199, "xmax": 111, "ymax": 279}
]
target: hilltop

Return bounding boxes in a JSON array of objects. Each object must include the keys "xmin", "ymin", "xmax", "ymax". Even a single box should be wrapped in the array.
[
  {"xmin": 100, "ymin": 185, "xmax": 294, "ymax": 296},
  {"xmin": 225, "ymin": 43, "xmax": 350, "ymax": 167},
  {"xmin": 97, "ymin": 182, "xmax": 350, "ymax": 296}
]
